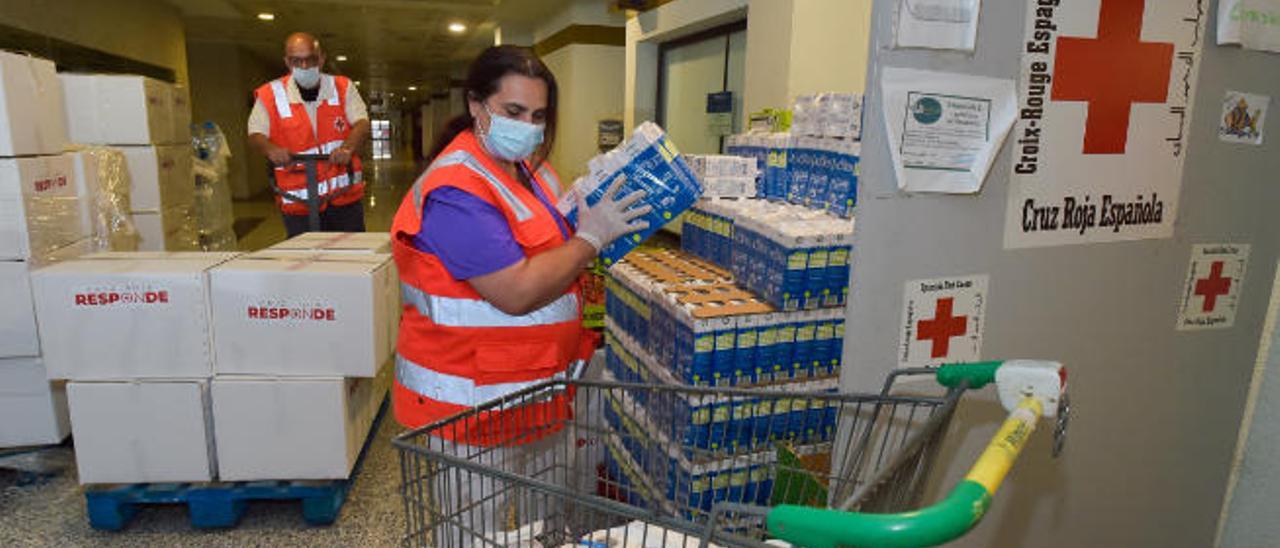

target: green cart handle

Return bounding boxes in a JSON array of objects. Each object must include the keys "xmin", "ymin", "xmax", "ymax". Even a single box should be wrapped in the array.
[{"xmin": 765, "ymin": 361, "xmax": 1065, "ymax": 548}]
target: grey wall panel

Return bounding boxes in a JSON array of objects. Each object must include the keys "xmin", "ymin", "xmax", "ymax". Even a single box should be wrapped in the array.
[{"xmin": 845, "ymin": 2, "xmax": 1280, "ymax": 546}]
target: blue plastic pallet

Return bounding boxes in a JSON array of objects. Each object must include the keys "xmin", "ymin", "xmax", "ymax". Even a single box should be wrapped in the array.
[{"xmin": 85, "ymin": 396, "xmax": 388, "ymax": 531}]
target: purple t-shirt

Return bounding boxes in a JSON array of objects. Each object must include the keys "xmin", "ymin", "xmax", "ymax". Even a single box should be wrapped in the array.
[{"xmin": 413, "ymin": 168, "xmax": 571, "ymax": 280}]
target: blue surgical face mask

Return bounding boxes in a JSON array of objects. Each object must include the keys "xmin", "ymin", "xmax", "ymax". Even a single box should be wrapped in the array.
[
  {"xmin": 291, "ymin": 66, "xmax": 321, "ymax": 89},
  {"xmin": 479, "ymin": 105, "xmax": 544, "ymax": 162}
]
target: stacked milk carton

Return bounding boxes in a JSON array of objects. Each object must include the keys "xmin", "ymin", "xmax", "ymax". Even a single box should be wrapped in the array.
[
  {"xmin": 556, "ymin": 122, "xmax": 702, "ymax": 266},
  {"xmin": 0, "ymin": 50, "xmax": 95, "ymax": 448},
  {"xmin": 725, "ymin": 93, "xmax": 862, "ymax": 217},
  {"xmin": 684, "ymin": 199, "xmax": 854, "ymax": 311},
  {"xmin": 61, "ymin": 73, "xmax": 195, "ymax": 251},
  {"xmin": 31, "ymin": 233, "xmax": 399, "ymax": 483},
  {"xmin": 599, "ymin": 247, "xmax": 843, "ymax": 517}
]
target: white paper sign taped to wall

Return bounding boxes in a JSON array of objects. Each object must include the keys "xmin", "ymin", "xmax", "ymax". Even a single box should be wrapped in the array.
[
  {"xmin": 1219, "ymin": 0, "xmax": 1280, "ymax": 53},
  {"xmin": 880, "ymin": 67, "xmax": 1016, "ymax": 194},
  {"xmin": 1177, "ymin": 244, "xmax": 1251, "ymax": 331},
  {"xmin": 900, "ymin": 274, "xmax": 988, "ymax": 366}
]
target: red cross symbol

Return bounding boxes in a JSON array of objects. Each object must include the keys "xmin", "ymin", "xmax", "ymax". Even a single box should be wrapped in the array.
[
  {"xmin": 1051, "ymin": 0, "xmax": 1174, "ymax": 154},
  {"xmin": 1194, "ymin": 261, "xmax": 1232, "ymax": 312},
  {"xmin": 917, "ymin": 297, "xmax": 968, "ymax": 359}
]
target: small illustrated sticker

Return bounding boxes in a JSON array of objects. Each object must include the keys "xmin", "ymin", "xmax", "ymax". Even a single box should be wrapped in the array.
[
  {"xmin": 900, "ymin": 274, "xmax": 988, "ymax": 366},
  {"xmin": 1177, "ymin": 244, "xmax": 1250, "ymax": 331},
  {"xmin": 1219, "ymin": 91, "xmax": 1269, "ymax": 145}
]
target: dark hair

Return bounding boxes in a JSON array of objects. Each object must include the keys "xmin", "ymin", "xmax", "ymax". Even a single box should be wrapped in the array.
[{"xmin": 426, "ymin": 46, "xmax": 559, "ymax": 170}]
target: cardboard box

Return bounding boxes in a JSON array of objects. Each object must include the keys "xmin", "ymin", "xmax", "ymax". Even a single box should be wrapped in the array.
[
  {"xmin": 170, "ymin": 84, "xmax": 192, "ymax": 144},
  {"xmin": 60, "ymin": 74, "xmax": 173, "ymax": 145},
  {"xmin": 133, "ymin": 205, "xmax": 196, "ymax": 251},
  {"xmin": 120, "ymin": 144, "xmax": 193, "ymax": 211},
  {"xmin": 32, "ymin": 254, "xmax": 234, "ymax": 380},
  {"xmin": 0, "ymin": 51, "xmax": 67, "ymax": 157},
  {"xmin": 0, "ymin": 239, "xmax": 98, "ymax": 358},
  {"xmin": 210, "ymin": 252, "xmax": 396, "ymax": 377},
  {"xmin": 0, "ymin": 155, "xmax": 88, "ymax": 261},
  {"xmin": 266, "ymin": 232, "xmax": 392, "ymax": 254},
  {"xmin": 67, "ymin": 379, "xmax": 214, "ymax": 484},
  {"xmin": 211, "ymin": 360, "xmax": 390, "ymax": 481},
  {"xmin": 0, "ymin": 357, "xmax": 70, "ymax": 447}
]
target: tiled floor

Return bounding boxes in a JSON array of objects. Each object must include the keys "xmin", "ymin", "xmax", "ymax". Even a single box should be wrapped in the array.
[{"xmin": 0, "ymin": 154, "xmax": 426, "ymax": 547}]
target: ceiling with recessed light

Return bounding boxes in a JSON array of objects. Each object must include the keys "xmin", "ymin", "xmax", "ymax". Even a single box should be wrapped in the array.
[{"xmin": 168, "ymin": 0, "xmax": 574, "ymax": 101}]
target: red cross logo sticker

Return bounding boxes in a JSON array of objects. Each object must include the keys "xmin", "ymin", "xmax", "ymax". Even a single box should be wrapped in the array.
[
  {"xmin": 1194, "ymin": 261, "xmax": 1232, "ymax": 312},
  {"xmin": 1052, "ymin": 0, "xmax": 1174, "ymax": 154},
  {"xmin": 917, "ymin": 297, "xmax": 969, "ymax": 359}
]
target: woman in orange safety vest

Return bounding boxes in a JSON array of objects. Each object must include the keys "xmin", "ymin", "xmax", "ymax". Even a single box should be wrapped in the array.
[{"xmin": 389, "ymin": 46, "xmax": 650, "ymax": 542}]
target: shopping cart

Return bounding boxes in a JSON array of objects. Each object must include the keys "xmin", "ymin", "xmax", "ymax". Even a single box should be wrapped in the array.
[
  {"xmin": 267, "ymin": 153, "xmax": 358, "ymax": 233},
  {"xmin": 394, "ymin": 360, "xmax": 1069, "ymax": 548}
]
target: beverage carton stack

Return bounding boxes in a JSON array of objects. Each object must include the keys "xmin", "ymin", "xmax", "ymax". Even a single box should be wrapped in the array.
[
  {"xmin": 0, "ymin": 50, "xmax": 97, "ymax": 448},
  {"xmin": 556, "ymin": 122, "xmax": 703, "ymax": 266},
  {"xmin": 599, "ymin": 247, "xmax": 844, "ymax": 518},
  {"xmin": 683, "ymin": 154, "xmax": 758, "ymax": 198},
  {"xmin": 31, "ymin": 233, "xmax": 400, "ymax": 483},
  {"xmin": 60, "ymin": 73, "xmax": 196, "ymax": 251},
  {"xmin": 726, "ymin": 93, "xmax": 862, "ymax": 217}
]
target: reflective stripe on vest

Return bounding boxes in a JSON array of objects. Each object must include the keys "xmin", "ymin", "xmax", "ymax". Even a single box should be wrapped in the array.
[
  {"xmin": 296, "ymin": 139, "xmax": 346, "ymax": 156},
  {"xmin": 536, "ymin": 165, "xmax": 561, "ymax": 197},
  {"xmin": 324, "ymin": 75, "xmax": 339, "ymax": 106},
  {"xmin": 280, "ymin": 171, "xmax": 363, "ymax": 201},
  {"xmin": 396, "ymin": 354, "xmax": 580, "ymax": 407},
  {"xmin": 412, "ymin": 150, "xmax": 533, "ymax": 222},
  {"xmin": 270, "ymin": 81, "xmax": 292, "ymax": 119},
  {"xmin": 400, "ymin": 282, "xmax": 577, "ymax": 328}
]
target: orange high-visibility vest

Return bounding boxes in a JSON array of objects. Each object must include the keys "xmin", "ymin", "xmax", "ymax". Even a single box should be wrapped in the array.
[
  {"xmin": 254, "ymin": 74, "xmax": 364, "ymax": 216},
  {"xmin": 390, "ymin": 129, "xmax": 591, "ymax": 446}
]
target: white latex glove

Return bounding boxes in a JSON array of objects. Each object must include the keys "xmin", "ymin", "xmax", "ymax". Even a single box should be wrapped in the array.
[{"xmin": 575, "ymin": 177, "xmax": 652, "ymax": 252}]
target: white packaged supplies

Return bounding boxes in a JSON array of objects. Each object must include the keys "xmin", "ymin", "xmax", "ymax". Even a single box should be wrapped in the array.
[
  {"xmin": 60, "ymin": 74, "xmax": 178, "ymax": 145},
  {"xmin": 211, "ymin": 360, "xmax": 391, "ymax": 481},
  {"xmin": 0, "ymin": 238, "xmax": 95, "ymax": 358},
  {"xmin": 0, "ymin": 51, "xmax": 67, "ymax": 157},
  {"xmin": 33, "ymin": 253, "xmax": 237, "ymax": 380},
  {"xmin": 69, "ymin": 147, "xmax": 137, "ymax": 251},
  {"xmin": 120, "ymin": 144, "xmax": 194, "ymax": 212},
  {"xmin": 67, "ymin": 379, "xmax": 215, "ymax": 484},
  {"xmin": 0, "ymin": 357, "xmax": 70, "ymax": 447},
  {"xmin": 0, "ymin": 154, "xmax": 88, "ymax": 261},
  {"xmin": 210, "ymin": 251, "xmax": 398, "ymax": 377},
  {"xmin": 268, "ymin": 231, "xmax": 392, "ymax": 254}
]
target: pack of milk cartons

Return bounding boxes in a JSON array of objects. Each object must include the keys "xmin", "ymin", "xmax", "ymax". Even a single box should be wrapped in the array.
[
  {"xmin": 556, "ymin": 122, "xmax": 702, "ymax": 266},
  {"xmin": 61, "ymin": 73, "xmax": 196, "ymax": 251}
]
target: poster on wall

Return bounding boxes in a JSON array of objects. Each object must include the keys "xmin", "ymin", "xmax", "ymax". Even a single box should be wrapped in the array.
[
  {"xmin": 1218, "ymin": 0, "xmax": 1280, "ymax": 52},
  {"xmin": 899, "ymin": 274, "xmax": 988, "ymax": 366},
  {"xmin": 894, "ymin": 0, "xmax": 983, "ymax": 51},
  {"xmin": 1219, "ymin": 91, "xmax": 1269, "ymax": 145},
  {"xmin": 1003, "ymin": 0, "xmax": 1207, "ymax": 249},
  {"xmin": 880, "ymin": 67, "xmax": 1017, "ymax": 193},
  {"xmin": 1177, "ymin": 244, "xmax": 1251, "ymax": 331}
]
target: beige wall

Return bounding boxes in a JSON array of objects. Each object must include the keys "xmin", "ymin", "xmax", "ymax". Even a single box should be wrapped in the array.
[
  {"xmin": 187, "ymin": 41, "xmax": 283, "ymax": 199},
  {"xmin": 543, "ymin": 44, "xmax": 625, "ymax": 186},
  {"xmin": 0, "ymin": 0, "xmax": 189, "ymax": 84}
]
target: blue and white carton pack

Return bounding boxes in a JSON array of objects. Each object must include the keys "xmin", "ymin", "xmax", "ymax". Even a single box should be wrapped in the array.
[{"xmin": 558, "ymin": 122, "xmax": 702, "ymax": 266}]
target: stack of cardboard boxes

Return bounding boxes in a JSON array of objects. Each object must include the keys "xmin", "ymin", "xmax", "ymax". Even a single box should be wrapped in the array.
[
  {"xmin": 31, "ymin": 233, "xmax": 399, "ymax": 483},
  {"xmin": 0, "ymin": 50, "xmax": 94, "ymax": 448},
  {"xmin": 60, "ymin": 73, "xmax": 195, "ymax": 251}
]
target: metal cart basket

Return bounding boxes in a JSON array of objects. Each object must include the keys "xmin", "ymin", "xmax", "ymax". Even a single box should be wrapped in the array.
[{"xmin": 394, "ymin": 361, "xmax": 1067, "ymax": 548}]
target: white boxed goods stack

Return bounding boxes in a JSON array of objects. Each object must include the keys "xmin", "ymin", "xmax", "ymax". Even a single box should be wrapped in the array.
[
  {"xmin": 683, "ymin": 154, "xmax": 758, "ymax": 198},
  {"xmin": 60, "ymin": 73, "xmax": 196, "ymax": 251},
  {"xmin": 205, "ymin": 234, "xmax": 399, "ymax": 481},
  {"xmin": 32, "ymin": 252, "xmax": 237, "ymax": 480},
  {"xmin": 0, "ymin": 50, "xmax": 89, "ymax": 448},
  {"xmin": 0, "ymin": 50, "xmax": 67, "ymax": 157}
]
